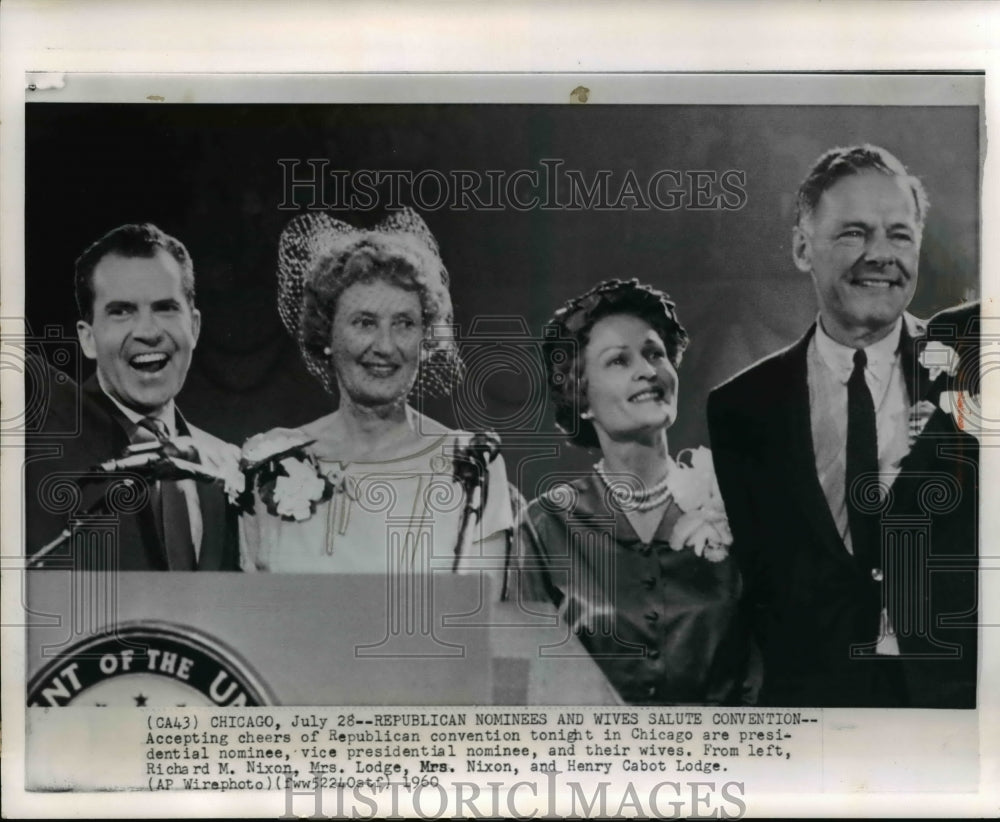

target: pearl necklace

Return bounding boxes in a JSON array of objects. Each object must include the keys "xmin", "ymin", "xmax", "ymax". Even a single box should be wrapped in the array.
[{"xmin": 594, "ymin": 459, "xmax": 673, "ymax": 512}]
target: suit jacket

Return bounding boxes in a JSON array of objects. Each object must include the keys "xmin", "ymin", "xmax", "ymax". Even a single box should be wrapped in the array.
[
  {"xmin": 25, "ymin": 373, "xmax": 240, "ymax": 571},
  {"xmin": 707, "ymin": 312, "xmax": 977, "ymax": 708}
]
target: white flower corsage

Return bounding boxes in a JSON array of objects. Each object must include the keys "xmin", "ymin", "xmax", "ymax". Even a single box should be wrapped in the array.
[
  {"xmin": 918, "ymin": 341, "xmax": 960, "ymax": 382},
  {"xmin": 914, "ymin": 340, "xmax": 981, "ymax": 444},
  {"xmin": 238, "ymin": 430, "xmax": 334, "ymax": 521},
  {"xmin": 666, "ymin": 447, "xmax": 732, "ymax": 563}
]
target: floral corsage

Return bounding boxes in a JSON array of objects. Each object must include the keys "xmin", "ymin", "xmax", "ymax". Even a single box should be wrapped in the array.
[
  {"xmin": 236, "ymin": 430, "xmax": 335, "ymax": 521},
  {"xmin": 915, "ymin": 340, "xmax": 981, "ymax": 443},
  {"xmin": 666, "ymin": 446, "xmax": 732, "ymax": 563}
]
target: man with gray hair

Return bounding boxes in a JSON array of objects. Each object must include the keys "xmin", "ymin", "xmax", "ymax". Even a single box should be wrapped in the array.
[{"xmin": 708, "ymin": 145, "xmax": 978, "ymax": 707}]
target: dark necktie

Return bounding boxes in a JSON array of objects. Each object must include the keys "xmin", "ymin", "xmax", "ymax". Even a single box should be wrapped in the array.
[
  {"xmin": 846, "ymin": 349, "xmax": 879, "ymax": 573},
  {"xmin": 136, "ymin": 417, "xmax": 196, "ymax": 571}
]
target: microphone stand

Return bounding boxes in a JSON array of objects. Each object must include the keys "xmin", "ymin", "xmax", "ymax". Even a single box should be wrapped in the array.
[
  {"xmin": 450, "ymin": 432, "xmax": 501, "ymax": 573},
  {"xmin": 27, "ymin": 448, "xmax": 224, "ymax": 569},
  {"xmin": 27, "ymin": 476, "xmax": 137, "ymax": 569}
]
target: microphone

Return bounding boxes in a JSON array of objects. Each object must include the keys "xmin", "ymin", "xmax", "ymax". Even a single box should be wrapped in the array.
[
  {"xmin": 93, "ymin": 439, "xmax": 204, "ymax": 477},
  {"xmin": 97, "ymin": 451, "xmax": 168, "ymax": 473}
]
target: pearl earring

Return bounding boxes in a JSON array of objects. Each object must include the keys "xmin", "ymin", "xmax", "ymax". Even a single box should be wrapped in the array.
[
  {"xmin": 581, "ymin": 410, "xmax": 593, "ymax": 420},
  {"xmin": 323, "ymin": 346, "xmax": 332, "ymax": 357}
]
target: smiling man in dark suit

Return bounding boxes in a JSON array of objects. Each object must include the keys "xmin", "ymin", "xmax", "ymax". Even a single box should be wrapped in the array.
[
  {"xmin": 708, "ymin": 145, "xmax": 978, "ymax": 708},
  {"xmin": 26, "ymin": 223, "xmax": 241, "ymax": 571}
]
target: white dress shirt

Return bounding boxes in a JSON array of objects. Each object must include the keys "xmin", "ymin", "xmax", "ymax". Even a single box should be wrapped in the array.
[{"xmin": 807, "ymin": 316, "xmax": 910, "ymax": 655}]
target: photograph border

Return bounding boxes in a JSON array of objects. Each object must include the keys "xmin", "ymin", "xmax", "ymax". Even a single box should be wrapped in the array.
[{"xmin": 3, "ymin": 2, "xmax": 998, "ymax": 818}]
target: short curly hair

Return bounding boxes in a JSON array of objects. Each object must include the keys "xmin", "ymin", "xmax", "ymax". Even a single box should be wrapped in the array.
[
  {"xmin": 543, "ymin": 278, "xmax": 688, "ymax": 449},
  {"xmin": 299, "ymin": 235, "xmax": 457, "ymax": 397}
]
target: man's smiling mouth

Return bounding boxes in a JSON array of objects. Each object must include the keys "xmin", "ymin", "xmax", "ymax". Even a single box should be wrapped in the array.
[
  {"xmin": 849, "ymin": 263, "xmax": 905, "ymax": 290},
  {"xmin": 129, "ymin": 352, "xmax": 170, "ymax": 373}
]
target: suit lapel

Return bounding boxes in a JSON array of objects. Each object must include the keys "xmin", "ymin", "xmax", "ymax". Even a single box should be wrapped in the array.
[
  {"xmin": 194, "ymin": 480, "xmax": 227, "ymax": 570},
  {"xmin": 780, "ymin": 326, "xmax": 854, "ymax": 563},
  {"xmin": 78, "ymin": 377, "xmax": 134, "ymax": 515},
  {"xmin": 81, "ymin": 376, "xmax": 167, "ymax": 569},
  {"xmin": 893, "ymin": 313, "xmax": 960, "ymax": 478},
  {"xmin": 81, "ymin": 376, "xmax": 131, "ymax": 455},
  {"xmin": 898, "ymin": 312, "xmax": 929, "ymax": 406}
]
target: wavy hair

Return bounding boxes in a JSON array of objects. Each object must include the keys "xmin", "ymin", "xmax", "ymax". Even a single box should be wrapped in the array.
[{"xmin": 543, "ymin": 278, "xmax": 688, "ymax": 449}]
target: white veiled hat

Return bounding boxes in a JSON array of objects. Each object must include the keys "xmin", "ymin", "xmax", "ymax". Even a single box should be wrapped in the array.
[{"xmin": 276, "ymin": 208, "xmax": 461, "ymax": 396}]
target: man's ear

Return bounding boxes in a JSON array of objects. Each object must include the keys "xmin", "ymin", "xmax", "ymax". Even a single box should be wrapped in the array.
[
  {"xmin": 792, "ymin": 224, "xmax": 813, "ymax": 274},
  {"xmin": 76, "ymin": 320, "xmax": 97, "ymax": 360},
  {"xmin": 190, "ymin": 307, "xmax": 202, "ymax": 347}
]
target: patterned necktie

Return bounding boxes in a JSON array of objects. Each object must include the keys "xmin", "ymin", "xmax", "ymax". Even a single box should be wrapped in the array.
[
  {"xmin": 846, "ymin": 349, "xmax": 879, "ymax": 573},
  {"xmin": 136, "ymin": 417, "xmax": 196, "ymax": 571}
]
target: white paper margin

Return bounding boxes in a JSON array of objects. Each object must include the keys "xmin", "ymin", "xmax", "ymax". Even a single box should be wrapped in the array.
[{"xmin": 2, "ymin": 0, "xmax": 998, "ymax": 818}]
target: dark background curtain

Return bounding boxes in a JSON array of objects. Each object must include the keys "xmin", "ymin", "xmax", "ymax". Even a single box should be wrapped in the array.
[{"xmin": 25, "ymin": 103, "xmax": 980, "ymax": 497}]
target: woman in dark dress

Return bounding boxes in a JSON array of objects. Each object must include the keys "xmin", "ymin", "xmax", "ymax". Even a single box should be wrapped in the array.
[{"xmin": 517, "ymin": 279, "xmax": 758, "ymax": 705}]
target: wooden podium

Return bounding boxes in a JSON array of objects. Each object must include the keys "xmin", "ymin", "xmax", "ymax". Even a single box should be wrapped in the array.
[{"xmin": 26, "ymin": 571, "xmax": 619, "ymax": 706}]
